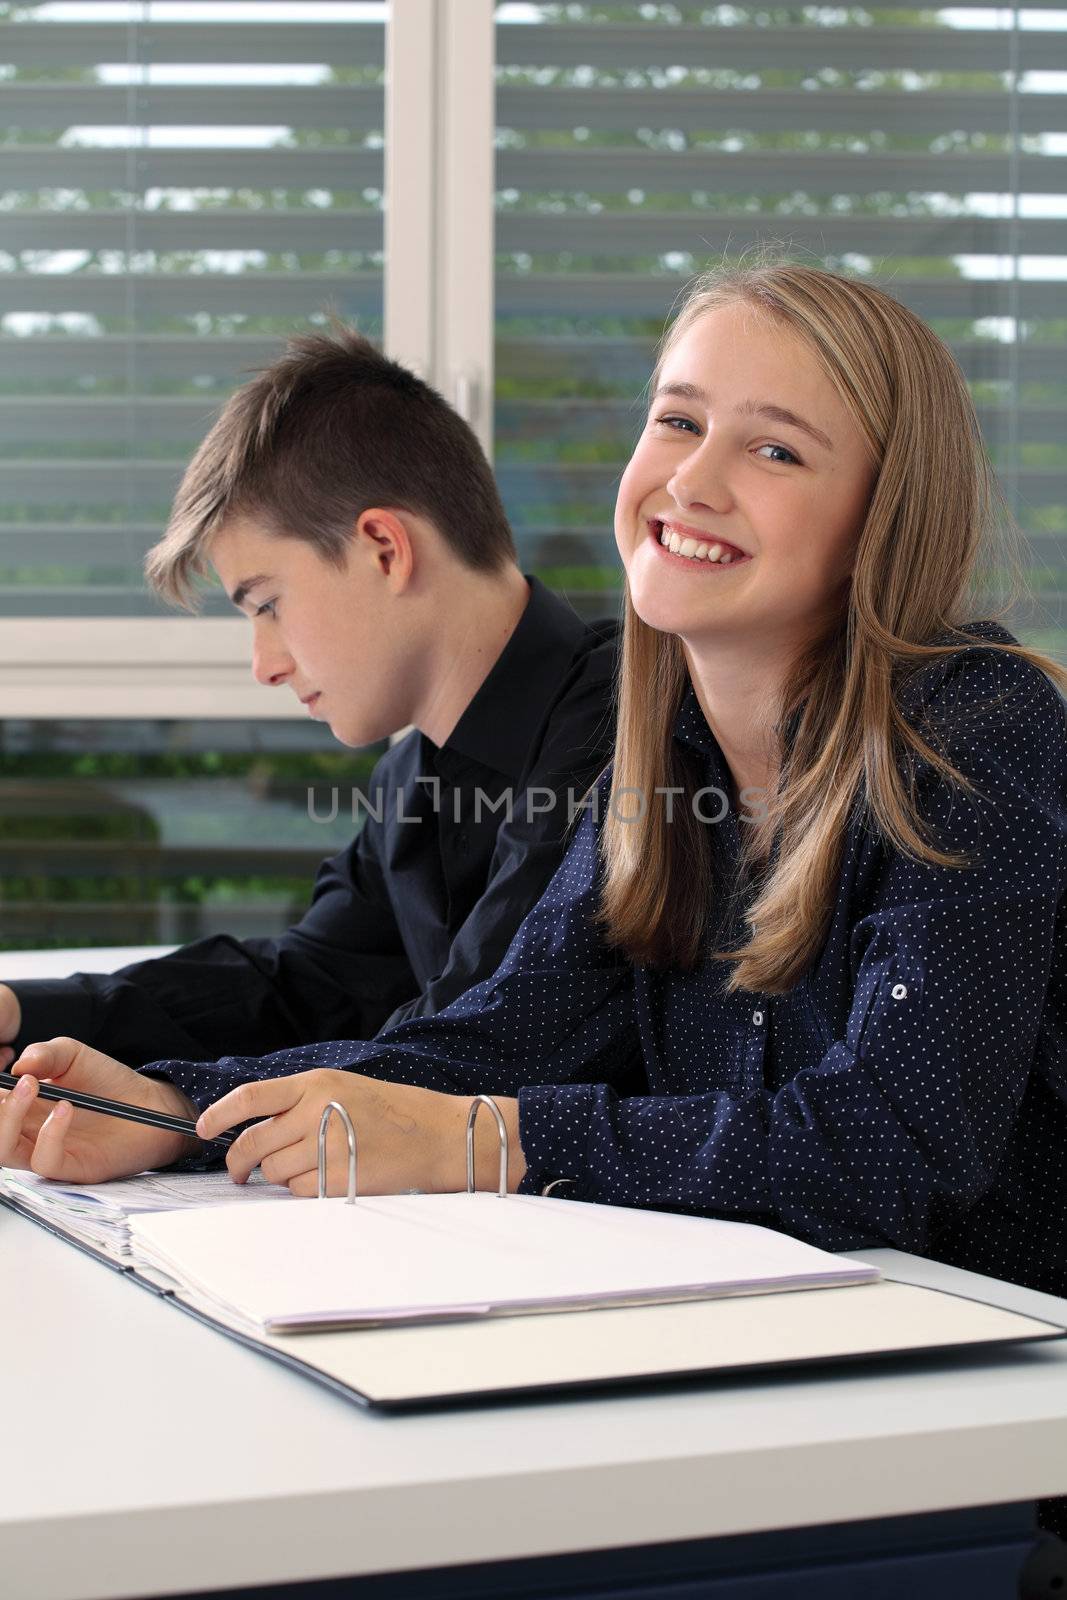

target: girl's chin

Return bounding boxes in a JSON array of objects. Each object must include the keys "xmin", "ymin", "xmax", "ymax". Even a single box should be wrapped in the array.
[
  {"xmin": 629, "ymin": 601, "xmax": 678, "ymax": 636},
  {"xmin": 628, "ymin": 584, "xmax": 727, "ymax": 638}
]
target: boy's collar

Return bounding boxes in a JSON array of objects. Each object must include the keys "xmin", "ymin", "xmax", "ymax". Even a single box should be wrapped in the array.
[{"xmin": 431, "ymin": 576, "xmax": 597, "ymax": 781}]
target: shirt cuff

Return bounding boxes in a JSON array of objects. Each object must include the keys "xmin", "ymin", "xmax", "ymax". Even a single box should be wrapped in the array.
[
  {"xmin": 139, "ymin": 1070, "xmax": 227, "ymax": 1173},
  {"xmin": 9, "ymin": 978, "xmax": 95, "ymax": 1055},
  {"xmin": 517, "ymin": 1081, "xmax": 599, "ymax": 1197},
  {"xmin": 139, "ymin": 1061, "xmax": 214, "ymax": 1114}
]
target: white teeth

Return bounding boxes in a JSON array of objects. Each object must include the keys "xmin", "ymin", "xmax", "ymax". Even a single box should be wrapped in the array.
[{"xmin": 658, "ymin": 524, "xmax": 742, "ymax": 564}]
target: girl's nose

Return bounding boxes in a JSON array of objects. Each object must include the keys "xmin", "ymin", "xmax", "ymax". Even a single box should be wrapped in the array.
[{"xmin": 667, "ymin": 441, "xmax": 733, "ymax": 515}]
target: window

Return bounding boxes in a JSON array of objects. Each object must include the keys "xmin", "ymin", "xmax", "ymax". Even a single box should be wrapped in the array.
[
  {"xmin": 493, "ymin": 1, "xmax": 1067, "ymax": 655},
  {"xmin": 0, "ymin": 716, "xmax": 379, "ymax": 949},
  {"xmin": 0, "ymin": 0, "xmax": 386, "ymax": 946},
  {"xmin": 0, "ymin": 0, "xmax": 386, "ymax": 707}
]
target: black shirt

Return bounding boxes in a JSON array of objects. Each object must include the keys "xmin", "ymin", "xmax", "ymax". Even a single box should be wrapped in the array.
[{"xmin": 9, "ymin": 578, "xmax": 618, "ymax": 1067}]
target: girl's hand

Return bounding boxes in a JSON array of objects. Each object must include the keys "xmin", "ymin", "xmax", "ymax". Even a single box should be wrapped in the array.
[
  {"xmin": 196, "ymin": 1069, "xmax": 525, "ymax": 1197},
  {"xmin": 0, "ymin": 1037, "xmax": 200, "ymax": 1182}
]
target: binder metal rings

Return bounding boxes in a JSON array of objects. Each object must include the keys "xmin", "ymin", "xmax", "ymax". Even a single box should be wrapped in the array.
[
  {"xmin": 315, "ymin": 1094, "xmax": 506, "ymax": 1204},
  {"xmin": 465, "ymin": 1094, "xmax": 509, "ymax": 1199},
  {"xmin": 317, "ymin": 1100, "xmax": 358, "ymax": 1205}
]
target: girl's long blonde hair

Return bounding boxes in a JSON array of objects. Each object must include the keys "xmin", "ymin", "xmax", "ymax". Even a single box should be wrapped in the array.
[{"xmin": 598, "ymin": 259, "xmax": 1067, "ymax": 994}]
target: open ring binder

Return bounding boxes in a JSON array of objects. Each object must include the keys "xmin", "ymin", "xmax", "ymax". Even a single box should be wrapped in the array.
[
  {"xmin": 317, "ymin": 1101, "xmax": 357, "ymax": 1204},
  {"xmin": 315, "ymin": 1095, "xmax": 508, "ymax": 1204},
  {"xmin": 466, "ymin": 1094, "xmax": 508, "ymax": 1198},
  {"xmin": 7, "ymin": 1159, "xmax": 1064, "ymax": 1413}
]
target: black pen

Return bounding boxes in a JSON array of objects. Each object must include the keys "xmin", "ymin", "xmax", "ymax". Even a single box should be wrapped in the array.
[{"xmin": 0, "ymin": 1071, "xmax": 237, "ymax": 1149}]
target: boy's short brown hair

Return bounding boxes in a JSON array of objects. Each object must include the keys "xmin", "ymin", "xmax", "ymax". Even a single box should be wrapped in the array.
[{"xmin": 146, "ymin": 325, "xmax": 517, "ymax": 607}]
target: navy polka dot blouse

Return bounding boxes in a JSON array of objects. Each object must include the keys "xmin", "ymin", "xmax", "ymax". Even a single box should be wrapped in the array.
[{"xmin": 148, "ymin": 622, "xmax": 1067, "ymax": 1298}]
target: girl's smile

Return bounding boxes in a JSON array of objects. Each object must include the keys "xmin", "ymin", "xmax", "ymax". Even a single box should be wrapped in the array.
[{"xmin": 649, "ymin": 517, "xmax": 752, "ymax": 568}]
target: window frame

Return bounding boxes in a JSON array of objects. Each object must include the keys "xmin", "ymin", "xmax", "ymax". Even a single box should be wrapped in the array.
[{"xmin": 7, "ymin": 1, "xmax": 497, "ymax": 720}]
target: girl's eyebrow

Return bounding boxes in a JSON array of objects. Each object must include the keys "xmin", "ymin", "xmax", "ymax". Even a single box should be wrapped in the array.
[{"xmin": 652, "ymin": 381, "xmax": 835, "ymax": 454}]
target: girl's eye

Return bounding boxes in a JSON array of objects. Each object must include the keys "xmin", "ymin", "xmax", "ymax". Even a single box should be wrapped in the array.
[
  {"xmin": 755, "ymin": 443, "xmax": 800, "ymax": 465},
  {"xmin": 255, "ymin": 599, "xmax": 277, "ymax": 619},
  {"xmin": 652, "ymin": 413, "xmax": 701, "ymax": 435}
]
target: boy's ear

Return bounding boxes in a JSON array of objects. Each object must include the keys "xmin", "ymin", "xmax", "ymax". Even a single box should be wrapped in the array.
[{"xmin": 351, "ymin": 507, "xmax": 415, "ymax": 586}]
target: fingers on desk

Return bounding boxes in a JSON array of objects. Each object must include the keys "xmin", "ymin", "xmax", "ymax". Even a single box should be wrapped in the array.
[
  {"xmin": 26, "ymin": 1095, "xmax": 74, "ymax": 1176},
  {"xmin": 0, "ymin": 1073, "xmax": 57, "ymax": 1168},
  {"xmin": 224, "ymin": 1106, "xmax": 306, "ymax": 1185},
  {"xmin": 198, "ymin": 1075, "xmax": 304, "ymax": 1142},
  {"xmin": 17, "ymin": 1037, "xmax": 81, "ymax": 1083},
  {"xmin": 257, "ymin": 1135, "xmax": 318, "ymax": 1191}
]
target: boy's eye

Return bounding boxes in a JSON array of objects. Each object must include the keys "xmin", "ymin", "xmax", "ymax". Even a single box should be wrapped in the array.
[
  {"xmin": 254, "ymin": 599, "xmax": 277, "ymax": 619},
  {"xmin": 755, "ymin": 443, "xmax": 800, "ymax": 465}
]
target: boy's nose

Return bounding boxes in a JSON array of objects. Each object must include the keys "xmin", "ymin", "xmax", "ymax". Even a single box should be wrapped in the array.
[{"xmin": 251, "ymin": 641, "xmax": 295, "ymax": 687}]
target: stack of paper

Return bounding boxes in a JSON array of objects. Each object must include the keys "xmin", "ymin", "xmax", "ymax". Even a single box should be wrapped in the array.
[
  {"xmin": 0, "ymin": 1167, "xmax": 292, "ymax": 1265},
  {"xmin": 127, "ymin": 1189, "xmax": 882, "ymax": 1333}
]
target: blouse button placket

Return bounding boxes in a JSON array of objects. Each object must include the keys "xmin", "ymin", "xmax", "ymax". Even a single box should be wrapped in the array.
[{"xmin": 743, "ymin": 1005, "xmax": 768, "ymax": 1092}]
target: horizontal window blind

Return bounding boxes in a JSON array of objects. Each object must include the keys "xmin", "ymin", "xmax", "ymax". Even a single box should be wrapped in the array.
[
  {"xmin": 0, "ymin": 0, "xmax": 386, "ymax": 617},
  {"xmin": 494, "ymin": 1, "xmax": 1067, "ymax": 657}
]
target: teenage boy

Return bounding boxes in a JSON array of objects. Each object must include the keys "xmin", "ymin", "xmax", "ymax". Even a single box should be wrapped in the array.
[{"xmin": 0, "ymin": 328, "xmax": 616, "ymax": 1068}]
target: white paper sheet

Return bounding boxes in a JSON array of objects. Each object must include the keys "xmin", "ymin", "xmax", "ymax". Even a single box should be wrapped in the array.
[{"xmin": 129, "ymin": 1190, "xmax": 881, "ymax": 1331}]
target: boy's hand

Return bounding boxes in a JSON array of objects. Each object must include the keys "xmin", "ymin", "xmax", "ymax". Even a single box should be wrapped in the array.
[
  {"xmin": 197, "ymin": 1069, "xmax": 526, "ymax": 1197},
  {"xmin": 0, "ymin": 1037, "xmax": 200, "ymax": 1183},
  {"xmin": 0, "ymin": 984, "xmax": 21, "ymax": 1070}
]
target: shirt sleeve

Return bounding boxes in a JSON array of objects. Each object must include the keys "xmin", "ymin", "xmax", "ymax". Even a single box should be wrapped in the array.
[
  {"xmin": 142, "ymin": 779, "xmax": 641, "ymax": 1120},
  {"xmin": 518, "ymin": 647, "xmax": 1067, "ymax": 1251},
  {"xmin": 7, "ymin": 754, "xmax": 420, "ymax": 1068}
]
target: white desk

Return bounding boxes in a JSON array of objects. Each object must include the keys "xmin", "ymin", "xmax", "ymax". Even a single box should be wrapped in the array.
[
  {"xmin": 0, "ymin": 947, "xmax": 177, "ymax": 981},
  {"xmin": 3, "ymin": 947, "xmax": 1065, "ymax": 1597},
  {"xmin": 4, "ymin": 1207, "xmax": 1067, "ymax": 1600}
]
